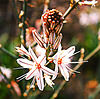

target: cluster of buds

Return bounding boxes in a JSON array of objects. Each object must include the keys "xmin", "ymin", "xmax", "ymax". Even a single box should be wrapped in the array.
[
  {"xmin": 41, "ymin": 9, "xmax": 64, "ymax": 46},
  {"xmin": 31, "ymin": 9, "xmax": 64, "ymax": 58}
]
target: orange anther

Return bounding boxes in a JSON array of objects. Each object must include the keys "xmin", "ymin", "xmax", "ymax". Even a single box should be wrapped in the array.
[{"xmin": 7, "ymin": 84, "xmax": 11, "ymax": 88}]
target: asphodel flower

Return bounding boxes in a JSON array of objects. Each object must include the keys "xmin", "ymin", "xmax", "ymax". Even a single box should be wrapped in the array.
[
  {"xmin": 78, "ymin": 0, "xmax": 98, "ymax": 7},
  {"xmin": 49, "ymin": 44, "xmax": 87, "ymax": 81},
  {"xmin": 16, "ymin": 46, "xmax": 57, "ymax": 91}
]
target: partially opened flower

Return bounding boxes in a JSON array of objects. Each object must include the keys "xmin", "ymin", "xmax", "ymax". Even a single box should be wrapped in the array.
[
  {"xmin": 50, "ymin": 44, "xmax": 85, "ymax": 81},
  {"xmin": 16, "ymin": 46, "xmax": 57, "ymax": 91}
]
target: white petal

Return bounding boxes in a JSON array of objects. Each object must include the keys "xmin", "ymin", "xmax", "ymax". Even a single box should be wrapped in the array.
[
  {"xmin": 30, "ymin": 77, "xmax": 35, "ymax": 88},
  {"xmin": 45, "ymin": 74, "xmax": 55, "ymax": 89},
  {"xmin": 59, "ymin": 64, "xmax": 69, "ymax": 81},
  {"xmin": 42, "ymin": 65, "xmax": 57, "ymax": 76},
  {"xmin": 58, "ymin": 44, "xmax": 62, "ymax": 54},
  {"xmin": 62, "ymin": 58, "xmax": 71, "ymax": 65},
  {"xmin": 16, "ymin": 44, "xmax": 30, "ymax": 57},
  {"xmin": 29, "ymin": 46, "xmax": 37, "ymax": 62},
  {"xmin": 17, "ymin": 58, "xmax": 34, "ymax": 69},
  {"xmin": 52, "ymin": 63, "xmax": 58, "ymax": 80},
  {"xmin": 25, "ymin": 68, "xmax": 37, "ymax": 80},
  {"xmin": 37, "ymin": 55, "xmax": 46, "ymax": 65},
  {"xmin": 52, "ymin": 54, "xmax": 59, "ymax": 62},
  {"xmin": 61, "ymin": 46, "xmax": 75, "ymax": 58},
  {"xmin": 36, "ymin": 69, "xmax": 44, "ymax": 91}
]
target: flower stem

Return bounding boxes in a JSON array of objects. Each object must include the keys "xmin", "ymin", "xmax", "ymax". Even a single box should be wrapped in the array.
[
  {"xmin": 12, "ymin": 0, "xmax": 20, "ymax": 23},
  {"xmin": 22, "ymin": 0, "xmax": 27, "ymax": 46},
  {"xmin": 50, "ymin": 80, "xmax": 66, "ymax": 99},
  {"xmin": 74, "ymin": 45, "xmax": 100, "ymax": 71},
  {"xmin": 0, "ymin": 44, "xmax": 17, "ymax": 59},
  {"xmin": 63, "ymin": 0, "xmax": 82, "ymax": 19}
]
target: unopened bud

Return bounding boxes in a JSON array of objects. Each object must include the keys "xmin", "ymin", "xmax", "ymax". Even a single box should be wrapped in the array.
[
  {"xmin": 19, "ymin": 23, "xmax": 23, "ymax": 28},
  {"xmin": 80, "ymin": 48, "xmax": 85, "ymax": 54},
  {"xmin": 7, "ymin": 84, "xmax": 11, "ymax": 88},
  {"xmin": 19, "ymin": 10, "xmax": 24, "ymax": 18},
  {"xmin": 23, "ymin": 93, "xmax": 27, "ymax": 97}
]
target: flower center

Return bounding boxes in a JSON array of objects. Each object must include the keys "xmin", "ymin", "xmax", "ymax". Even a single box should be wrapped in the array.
[
  {"xmin": 35, "ymin": 63, "xmax": 41, "ymax": 69},
  {"xmin": 58, "ymin": 57, "xmax": 62, "ymax": 64}
]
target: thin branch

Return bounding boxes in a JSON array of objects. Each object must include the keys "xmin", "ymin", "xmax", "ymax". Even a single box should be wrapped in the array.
[
  {"xmin": 22, "ymin": 0, "xmax": 27, "ymax": 46},
  {"xmin": 63, "ymin": 0, "xmax": 82, "ymax": 19},
  {"xmin": 50, "ymin": 80, "xmax": 66, "ymax": 99},
  {"xmin": 0, "ymin": 44, "xmax": 17, "ymax": 59},
  {"xmin": 12, "ymin": 0, "xmax": 20, "ymax": 23}
]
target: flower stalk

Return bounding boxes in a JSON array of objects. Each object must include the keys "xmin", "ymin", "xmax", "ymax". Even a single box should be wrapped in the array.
[{"xmin": 63, "ymin": 0, "xmax": 82, "ymax": 19}]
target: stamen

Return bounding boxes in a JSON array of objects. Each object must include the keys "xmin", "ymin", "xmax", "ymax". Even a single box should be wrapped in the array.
[
  {"xmin": 16, "ymin": 75, "xmax": 26, "ymax": 82},
  {"xmin": 65, "ymin": 65, "xmax": 80, "ymax": 73},
  {"xmin": 68, "ymin": 61, "xmax": 88, "ymax": 64},
  {"xmin": 16, "ymin": 73, "xmax": 27, "ymax": 79},
  {"xmin": 13, "ymin": 67, "xmax": 24, "ymax": 70},
  {"xmin": 73, "ymin": 51, "xmax": 80, "ymax": 56},
  {"xmin": 30, "ymin": 77, "xmax": 35, "ymax": 88},
  {"xmin": 69, "ymin": 51, "xmax": 80, "ymax": 59}
]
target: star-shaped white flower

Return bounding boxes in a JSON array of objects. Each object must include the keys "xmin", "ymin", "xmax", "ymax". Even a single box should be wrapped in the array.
[
  {"xmin": 16, "ymin": 46, "xmax": 57, "ymax": 91},
  {"xmin": 51, "ymin": 44, "xmax": 82, "ymax": 81}
]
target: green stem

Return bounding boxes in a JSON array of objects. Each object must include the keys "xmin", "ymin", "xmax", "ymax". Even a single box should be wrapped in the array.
[
  {"xmin": 12, "ymin": 0, "xmax": 20, "ymax": 23},
  {"xmin": 22, "ymin": 0, "xmax": 27, "ymax": 45},
  {"xmin": 50, "ymin": 80, "xmax": 66, "ymax": 99},
  {"xmin": 21, "ymin": 0, "xmax": 28, "ymax": 93},
  {"xmin": 0, "ymin": 45, "xmax": 17, "ymax": 59}
]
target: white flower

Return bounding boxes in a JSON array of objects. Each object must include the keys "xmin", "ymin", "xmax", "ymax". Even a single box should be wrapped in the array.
[
  {"xmin": 0, "ymin": 66, "xmax": 12, "ymax": 82},
  {"xmin": 16, "ymin": 46, "xmax": 57, "ymax": 91},
  {"xmin": 78, "ymin": 0, "xmax": 98, "ymax": 7},
  {"xmin": 51, "ymin": 44, "xmax": 81, "ymax": 81}
]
